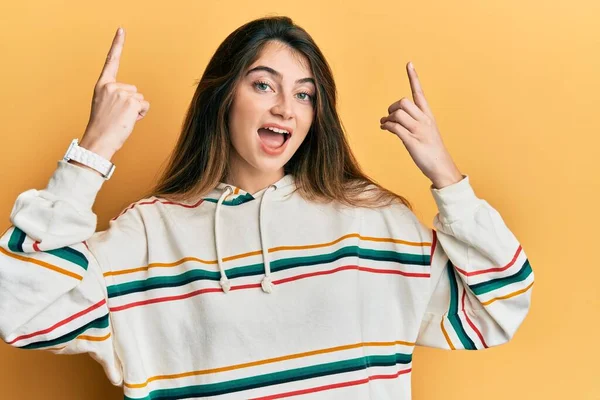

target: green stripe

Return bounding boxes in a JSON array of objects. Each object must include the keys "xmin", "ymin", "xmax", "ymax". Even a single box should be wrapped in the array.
[
  {"xmin": 8, "ymin": 227, "xmax": 26, "ymax": 252},
  {"xmin": 45, "ymin": 247, "xmax": 89, "ymax": 270},
  {"xmin": 107, "ymin": 246, "xmax": 430, "ymax": 298},
  {"xmin": 20, "ymin": 314, "xmax": 109, "ymax": 350},
  {"xmin": 446, "ymin": 261, "xmax": 477, "ymax": 350},
  {"xmin": 7, "ymin": 227, "xmax": 88, "ymax": 270},
  {"xmin": 470, "ymin": 259, "xmax": 532, "ymax": 295},
  {"xmin": 124, "ymin": 352, "xmax": 412, "ymax": 400},
  {"xmin": 203, "ymin": 192, "xmax": 255, "ymax": 206}
]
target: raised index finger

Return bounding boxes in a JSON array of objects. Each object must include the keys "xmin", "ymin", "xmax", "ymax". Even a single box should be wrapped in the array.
[
  {"xmin": 406, "ymin": 61, "xmax": 432, "ymax": 116},
  {"xmin": 98, "ymin": 27, "xmax": 125, "ymax": 84}
]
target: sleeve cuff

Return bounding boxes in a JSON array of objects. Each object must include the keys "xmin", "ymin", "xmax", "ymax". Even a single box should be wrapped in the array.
[
  {"xmin": 45, "ymin": 160, "xmax": 106, "ymax": 210},
  {"xmin": 429, "ymin": 174, "xmax": 483, "ymax": 224}
]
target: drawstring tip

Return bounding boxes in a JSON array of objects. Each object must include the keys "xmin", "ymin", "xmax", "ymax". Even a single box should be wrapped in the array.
[
  {"xmin": 261, "ymin": 276, "xmax": 274, "ymax": 293},
  {"xmin": 220, "ymin": 277, "xmax": 231, "ymax": 293}
]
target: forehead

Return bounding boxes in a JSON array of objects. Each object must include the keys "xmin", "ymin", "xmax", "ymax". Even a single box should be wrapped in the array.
[{"xmin": 248, "ymin": 41, "xmax": 313, "ymax": 78}]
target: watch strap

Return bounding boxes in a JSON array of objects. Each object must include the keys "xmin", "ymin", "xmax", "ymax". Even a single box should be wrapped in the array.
[{"xmin": 63, "ymin": 139, "xmax": 115, "ymax": 180}]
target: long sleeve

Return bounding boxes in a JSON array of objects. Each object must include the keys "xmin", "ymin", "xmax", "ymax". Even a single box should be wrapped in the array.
[
  {"xmin": 0, "ymin": 160, "xmax": 134, "ymax": 385},
  {"xmin": 414, "ymin": 175, "xmax": 534, "ymax": 350}
]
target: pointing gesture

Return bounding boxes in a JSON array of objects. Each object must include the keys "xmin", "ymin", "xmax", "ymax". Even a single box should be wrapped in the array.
[
  {"xmin": 97, "ymin": 27, "xmax": 126, "ymax": 85},
  {"xmin": 380, "ymin": 62, "xmax": 463, "ymax": 189},
  {"xmin": 80, "ymin": 27, "xmax": 150, "ymax": 161}
]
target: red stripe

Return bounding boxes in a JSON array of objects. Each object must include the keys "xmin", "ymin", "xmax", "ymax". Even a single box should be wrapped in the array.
[
  {"xmin": 111, "ymin": 287, "xmax": 224, "ymax": 312},
  {"xmin": 454, "ymin": 245, "xmax": 522, "ymax": 277},
  {"xmin": 250, "ymin": 367, "xmax": 412, "ymax": 399},
  {"xmin": 431, "ymin": 229, "xmax": 437, "ymax": 263},
  {"xmin": 111, "ymin": 197, "xmax": 205, "ymax": 221},
  {"xmin": 461, "ymin": 288, "xmax": 488, "ymax": 348},
  {"xmin": 277, "ymin": 265, "xmax": 430, "ymax": 286},
  {"xmin": 33, "ymin": 241, "xmax": 41, "ymax": 252},
  {"xmin": 109, "ymin": 265, "xmax": 430, "ymax": 313},
  {"xmin": 7, "ymin": 299, "xmax": 106, "ymax": 345}
]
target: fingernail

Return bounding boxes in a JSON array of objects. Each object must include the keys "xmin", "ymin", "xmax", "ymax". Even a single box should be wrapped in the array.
[
  {"xmin": 118, "ymin": 27, "xmax": 123, "ymax": 35},
  {"xmin": 409, "ymin": 61, "xmax": 414, "ymax": 69}
]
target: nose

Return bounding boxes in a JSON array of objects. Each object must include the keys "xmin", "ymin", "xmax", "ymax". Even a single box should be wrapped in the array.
[{"xmin": 271, "ymin": 92, "xmax": 295, "ymax": 120}]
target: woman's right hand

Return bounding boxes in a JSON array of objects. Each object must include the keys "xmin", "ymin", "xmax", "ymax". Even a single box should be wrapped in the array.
[{"xmin": 80, "ymin": 27, "xmax": 150, "ymax": 160}]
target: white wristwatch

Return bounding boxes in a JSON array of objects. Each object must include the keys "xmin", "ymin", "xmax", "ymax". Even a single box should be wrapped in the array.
[{"xmin": 63, "ymin": 138, "xmax": 116, "ymax": 180}]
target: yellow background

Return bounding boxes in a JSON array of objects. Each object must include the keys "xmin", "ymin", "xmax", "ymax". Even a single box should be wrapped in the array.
[{"xmin": 1, "ymin": 0, "xmax": 598, "ymax": 399}]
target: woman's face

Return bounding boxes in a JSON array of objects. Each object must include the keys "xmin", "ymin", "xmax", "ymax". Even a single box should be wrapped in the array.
[{"xmin": 227, "ymin": 40, "xmax": 315, "ymax": 178}]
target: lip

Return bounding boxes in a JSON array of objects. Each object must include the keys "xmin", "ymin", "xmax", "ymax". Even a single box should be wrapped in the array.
[
  {"xmin": 257, "ymin": 129, "xmax": 291, "ymax": 156},
  {"xmin": 259, "ymin": 123, "xmax": 294, "ymax": 137}
]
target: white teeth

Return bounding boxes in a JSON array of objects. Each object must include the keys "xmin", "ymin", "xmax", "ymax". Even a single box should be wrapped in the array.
[{"xmin": 263, "ymin": 126, "xmax": 289, "ymax": 135}]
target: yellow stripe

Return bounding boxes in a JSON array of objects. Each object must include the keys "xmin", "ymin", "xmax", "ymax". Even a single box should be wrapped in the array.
[
  {"xmin": 105, "ymin": 233, "xmax": 431, "ymax": 278},
  {"xmin": 104, "ymin": 256, "xmax": 218, "ymax": 277},
  {"xmin": 481, "ymin": 281, "xmax": 534, "ymax": 306},
  {"xmin": 440, "ymin": 315, "xmax": 456, "ymax": 350},
  {"xmin": 77, "ymin": 332, "xmax": 111, "ymax": 342},
  {"xmin": 124, "ymin": 340, "xmax": 416, "ymax": 389},
  {"xmin": 0, "ymin": 246, "xmax": 83, "ymax": 280}
]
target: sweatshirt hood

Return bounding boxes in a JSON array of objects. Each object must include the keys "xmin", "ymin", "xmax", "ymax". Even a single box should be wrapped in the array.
[{"xmin": 208, "ymin": 174, "xmax": 296, "ymax": 295}]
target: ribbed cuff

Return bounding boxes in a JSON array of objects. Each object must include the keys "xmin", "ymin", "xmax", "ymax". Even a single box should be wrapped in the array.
[
  {"xmin": 45, "ymin": 160, "xmax": 106, "ymax": 210},
  {"xmin": 429, "ymin": 174, "xmax": 482, "ymax": 224}
]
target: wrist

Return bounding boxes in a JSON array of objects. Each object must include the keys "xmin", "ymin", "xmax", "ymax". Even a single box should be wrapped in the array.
[
  {"xmin": 431, "ymin": 170, "xmax": 464, "ymax": 190},
  {"xmin": 79, "ymin": 136, "xmax": 117, "ymax": 161}
]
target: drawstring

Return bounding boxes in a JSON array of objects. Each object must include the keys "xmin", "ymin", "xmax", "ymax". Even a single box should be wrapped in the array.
[
  {"xmin": 214, "ymin": 184, "xmax": 278, "ymax": 294},
  {"xmin": 259, "ymin": 184, "xmax": 277, "ymax": 293},
  {"xmin": 215, "ymin": 186, "xmax": 233, "ymax": 293}
]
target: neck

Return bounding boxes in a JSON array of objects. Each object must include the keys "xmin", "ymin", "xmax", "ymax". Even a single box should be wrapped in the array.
[{"xmin": 225, "ymin": 153, "xmax": 285, "ymax": 195}]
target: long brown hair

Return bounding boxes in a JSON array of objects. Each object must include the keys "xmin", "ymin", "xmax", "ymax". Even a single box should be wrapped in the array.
[{"xmin": 142, "ymin": 16, "xmax": 412, "ymax": 210}]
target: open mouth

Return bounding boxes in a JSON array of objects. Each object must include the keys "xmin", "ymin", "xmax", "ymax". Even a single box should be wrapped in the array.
[{"xmin": 257, "ymin": 127, "xmax": 291, "ymax": 149}]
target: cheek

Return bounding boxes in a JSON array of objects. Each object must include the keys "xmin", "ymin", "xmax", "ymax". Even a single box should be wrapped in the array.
[
  {"xmin": 298, "ymin": 108, "xmax": 315, "ymax": 133},
  {"xmin": 229, "ymin": 98, "xmax": 256, "ymax": 138}
]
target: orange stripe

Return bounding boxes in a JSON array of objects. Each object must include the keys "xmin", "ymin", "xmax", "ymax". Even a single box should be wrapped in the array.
[
  {"xmin": 124, "ymin": 340, "xmax": 415, "ymax": 389},
  {"xmin": 440, "ymin": 315, "xmax": 456, "ymax": 350},
  {"xmin": 105, "ymin": 233, "xmax": 431, "ymax": 278},
  {"xmin": 104, "ymin": 256, "xmax": 218, "ymax": 277},
  {"xmin": 481, "ymin": 281, "xmax": 534, "ymax": 306},
  {"xmin": 0, "ymin": 247, "xmax": 82, "ymax": 280},
  {"xmin": 77, "ymin": 332, "xmax": 111, "ymax": 342}
]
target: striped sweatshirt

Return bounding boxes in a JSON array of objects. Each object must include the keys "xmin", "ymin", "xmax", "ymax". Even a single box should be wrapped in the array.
[{"xmin": 0, "ymin": 160, "xmax": 534, "ymax": 399}]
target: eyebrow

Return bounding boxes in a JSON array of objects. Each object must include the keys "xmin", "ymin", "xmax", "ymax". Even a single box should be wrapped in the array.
[{"xmin": 246, "ymin": 66, "xmax": 315, "ymax": 86}]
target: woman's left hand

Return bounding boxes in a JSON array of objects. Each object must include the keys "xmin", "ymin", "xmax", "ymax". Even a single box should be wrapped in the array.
[{"xmin": 380, "ymin": 62, "xmax": 464, "ymax": 189}]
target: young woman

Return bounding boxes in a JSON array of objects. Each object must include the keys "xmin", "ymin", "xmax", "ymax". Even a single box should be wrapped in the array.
[{"xmin": 0, "ymin": 16, "xmax": 534, "ymax": 400}]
